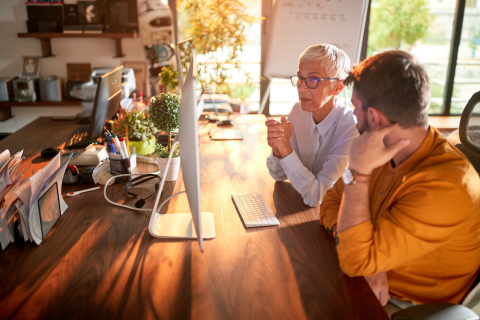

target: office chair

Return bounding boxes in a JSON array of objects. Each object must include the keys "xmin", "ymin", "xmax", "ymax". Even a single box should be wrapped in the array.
[
  {"xmin": 456, "ymin": 91, "xmax": 480, "ymax": 174},
  {"xmin": 391, "ymin": 91, "xmax": 480, "ymax": 320}
]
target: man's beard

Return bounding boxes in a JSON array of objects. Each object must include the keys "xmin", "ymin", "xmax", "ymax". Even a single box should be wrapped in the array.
[{"xmin": 357, "ymin": 117, "xmax": 370, "ymax": 134}]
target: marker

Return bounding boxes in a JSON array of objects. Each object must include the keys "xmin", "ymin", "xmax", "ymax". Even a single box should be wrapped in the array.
[
  {"xmin": 119, "ymin": 137, "xmax": 129, "ymax": 159},
  {"xmin": 64, "ymin": 187, "xmax": 100, "ymax": 197},
  {"xmin": 113, "ymin": 135, "xmax": 125, "ymax": 158}
]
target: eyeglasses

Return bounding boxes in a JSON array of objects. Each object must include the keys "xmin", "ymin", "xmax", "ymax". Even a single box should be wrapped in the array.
[{"xmin": 290, "ymin": 75, "xmax": 341, "ymax": 89}]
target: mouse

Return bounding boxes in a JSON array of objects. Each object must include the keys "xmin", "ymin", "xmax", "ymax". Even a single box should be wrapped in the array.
[
  {"xmin": 41, "ymin": 147, "xmax": 62, "ymax": 157},
  {"xmin": 216, "ymin": 119, "xmax": 234, "ymax": 126}
]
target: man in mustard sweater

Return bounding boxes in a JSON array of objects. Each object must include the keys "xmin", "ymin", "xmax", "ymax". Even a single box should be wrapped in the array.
[{"xmin": 320, "ymin": 50, "xmax": 480, "ymax": 306}]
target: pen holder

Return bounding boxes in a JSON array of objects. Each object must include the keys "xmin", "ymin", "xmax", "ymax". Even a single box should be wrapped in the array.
[{"xmin": 109, "ymin": 157, "xmax": 131, "ymax": 182}]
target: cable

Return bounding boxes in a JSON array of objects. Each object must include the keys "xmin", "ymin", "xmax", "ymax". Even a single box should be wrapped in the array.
[
  {"xmin": 155, "ymin": 191, "xmax": 186, "ymax": 213},
  {"xmin": 103, "ymin": 155, "xmax": 162, "ymax": 211},
  {"xmin": 103, "ymin": 153, "xmax": 186, "ymax": 213}
]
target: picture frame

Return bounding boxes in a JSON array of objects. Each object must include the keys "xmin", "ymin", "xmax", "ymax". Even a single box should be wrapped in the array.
[{"xmin": 19, "ymin": 56, "xmax": 40, "ymax": 79}]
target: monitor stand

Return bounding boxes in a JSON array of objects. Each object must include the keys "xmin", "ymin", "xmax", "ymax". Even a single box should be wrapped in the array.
[
  {"xmin": 149, "ymin": 212, "xmax": 215, "ymax": 239},
  {"xmin": 148, "ymin": 140, "xmax": 216, "ymax": 243}
]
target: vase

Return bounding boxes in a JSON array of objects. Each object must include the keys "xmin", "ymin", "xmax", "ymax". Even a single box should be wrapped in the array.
[
  {"xmin": 128, "ymin": 135, "xmax": 156, "ymax": 155},
  {"xmin": 156, "ymin": 156, "xmax": 181, "ymax": 181}
]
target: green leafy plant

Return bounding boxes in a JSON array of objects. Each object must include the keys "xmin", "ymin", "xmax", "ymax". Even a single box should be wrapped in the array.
[
  {"xmin": 112, "ymin": 109, "xmax": 158, "ymax": 141},
  {"xmin": 177, "ymin": 0, "xmax": 260, "ymax": 96},
  {"xmin": 149, "ymin": 92, "xmax": 180, "ymax": 153},
  {"xmin": 368, "ymin": 0, "xmax": 432, "ymax": 54},
  {"xmin": 155, "ymin": 143, "xmax": 180, "ymax": 158},
  {"xmin": 159, "ymin": 65, "xmax": 180, "ymax": 93}
]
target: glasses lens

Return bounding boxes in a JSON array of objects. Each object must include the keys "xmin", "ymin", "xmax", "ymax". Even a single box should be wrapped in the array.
[
  {"xmin": 305, "ymin": 78, "xmax": 319, "ymax": 89},
  {"xmin": 291, "ymin": 76, "xmax": 300, "ymax": 87}
]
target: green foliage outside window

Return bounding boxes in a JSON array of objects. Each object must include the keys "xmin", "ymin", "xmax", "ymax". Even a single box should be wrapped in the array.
[
  {"xmin": 368, "ymin": 0, "xmax": 432, "ymax": 54},
  {"xmin": 177, "ymin": 0, "xmax": 260, "ymax": 96}
]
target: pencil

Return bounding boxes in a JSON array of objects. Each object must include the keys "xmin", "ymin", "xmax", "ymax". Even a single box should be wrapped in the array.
[{"xmin": 125, "ymin": 124, "xmax": 130, "ymax": 157}]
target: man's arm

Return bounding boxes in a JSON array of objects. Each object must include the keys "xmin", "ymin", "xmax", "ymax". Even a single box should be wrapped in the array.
[
  {"xmin": 335, "ymin": 124, "xmax": 472, "ymax": 276},
  {"xmin": 337, "ymin": 181, "xmax": 472, "ymax": 276},
  {"xmin": 319, "ymin": 178, "xmax": 344, "ymax": 233},
  {"xmin": 337, "ymin": 125, "xmax": 409, "ymax": 233}
]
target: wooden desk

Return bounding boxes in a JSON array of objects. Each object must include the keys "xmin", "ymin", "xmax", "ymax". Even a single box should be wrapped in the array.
[{"xmin": 0, "ymin": 116, "xmax": 388, "ymax": 319}]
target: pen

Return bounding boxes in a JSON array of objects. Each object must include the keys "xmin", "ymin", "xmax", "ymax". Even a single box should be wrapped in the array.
[
  {"xmin": 111, "ymin": 134, "xmax": 120, "ymax": 151},
  {"xmin": 109, "ymin": 142, "xmax": 116, "ymax": 154},
  {"xmin": 64, "ymin": 187, "xmax": 100, "ymax": 197},
  {"xmin": 125, "ymin": 125, "xmax": 130, "ymax": 157}
]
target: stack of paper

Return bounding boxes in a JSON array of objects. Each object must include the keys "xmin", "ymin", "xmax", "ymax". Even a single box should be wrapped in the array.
[{"xmin": 0, "ymin": 150, "xmax": 72, "ymax": 249}]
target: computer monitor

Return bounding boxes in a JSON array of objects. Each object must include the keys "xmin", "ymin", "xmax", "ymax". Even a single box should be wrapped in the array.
[
  {"xmin": 65, "ymin": 66, "xmax": 123, "ymax": 149},
  {"xmin": 89, "ymin": 66, "xmax": 123, "ymax": 140},
  {"xmin": 148, "ymin": 55, "xmax": 215, "ymax": 252}
]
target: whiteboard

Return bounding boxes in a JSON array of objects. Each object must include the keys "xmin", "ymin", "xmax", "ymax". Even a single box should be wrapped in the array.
[{"xmin": 264, "ymin": 0, "xmax": 369, "ymax": 79}]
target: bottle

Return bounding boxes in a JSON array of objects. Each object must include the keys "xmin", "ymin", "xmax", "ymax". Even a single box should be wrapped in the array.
[{"xmin": 137, "ymin": 91, "xmax": 147, "ymax": 111}]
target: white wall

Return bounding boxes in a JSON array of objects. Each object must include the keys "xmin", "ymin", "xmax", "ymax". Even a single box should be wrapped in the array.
[{"xmin": 0, "ymin": 0, "xmax": 147, "ymax": 132}]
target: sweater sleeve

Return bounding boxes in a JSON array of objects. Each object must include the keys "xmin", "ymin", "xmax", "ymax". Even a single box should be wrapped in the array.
[{"xmin": 336, "ymin": 180, "xmax": 473, "ymax": 277}]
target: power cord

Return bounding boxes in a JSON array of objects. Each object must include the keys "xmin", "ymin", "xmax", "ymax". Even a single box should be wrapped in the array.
[{"xmin": 103, "ymin": 155, "xmax": 186, "ymax": 212}]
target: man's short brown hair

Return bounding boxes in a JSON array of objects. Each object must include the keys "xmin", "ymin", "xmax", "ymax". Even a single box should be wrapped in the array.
[{"xmin": 344, "ymin": 50, "xmax": 430, "ymax": 128}]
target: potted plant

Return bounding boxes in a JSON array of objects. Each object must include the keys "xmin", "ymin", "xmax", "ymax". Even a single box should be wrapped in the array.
[
  {"xmin": 159, "ymin": 65, "xmax": 180, "ymax": 93},
  {"xmin": 111, "ymin": 109, "xmax": 158, "ymax": 155},
  {"xmin": 149, "ymin": 92, "xmax": 181, "ymax": 181}
]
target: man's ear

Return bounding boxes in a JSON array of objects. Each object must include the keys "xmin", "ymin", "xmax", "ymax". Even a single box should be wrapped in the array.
[
  {"xmin": 331, "ymin": 82, "xmax": 345, "ymax": 96},
  {"xmin": 367, "ymin": 107, "xmax": 382, "ymax": 130}
]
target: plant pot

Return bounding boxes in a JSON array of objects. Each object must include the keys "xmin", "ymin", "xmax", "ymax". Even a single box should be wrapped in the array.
[
  {"xmin": 129, "ymin": 135, "xmax": 156, "ymax": 155},
  {"xmin": 156, "ymin": 156, "xmax": 181, "ymax": 181}
]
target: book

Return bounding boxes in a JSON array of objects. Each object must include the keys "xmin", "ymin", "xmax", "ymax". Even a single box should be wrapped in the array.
[
  {"xmin": 64, "ymin": 4, "xmax": 79, "ymax": 26},
  {"xmin": 63, "ymin": 25, "xmax": 83, "ymax": 34}
]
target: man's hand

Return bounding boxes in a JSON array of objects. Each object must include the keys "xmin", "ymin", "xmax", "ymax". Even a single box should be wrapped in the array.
[
  {"xmin": 349, "ymin": 124, "xmax": 410, "ymax": 174},
  {"xmin": 364, "ymin": 272, "xmax": 390, "ymax": 306}
]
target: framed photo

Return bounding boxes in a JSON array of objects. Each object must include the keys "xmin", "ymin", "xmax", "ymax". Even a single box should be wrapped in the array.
[
  {"xmin": 19, "ymin": 56, "xmax": 40, "ymax": 78},
  {"xmin": 78, "ymin": 0, "xmax": 99, "ymax": 25},
  {"xmin": 122, "ymin": 61, "xmax": 147, "ymax": 95}
]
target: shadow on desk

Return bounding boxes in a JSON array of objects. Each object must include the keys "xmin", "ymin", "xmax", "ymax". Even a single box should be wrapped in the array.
[
  {"xmin": 273, "ymin": 184, "xmax": 386, "ymax": 319},
  {"xmin": 0, "ymin": 179, "xmax": 193, "ymax": 319},
  {"xmin": 273, "ymin": 181, "xmax": 315, "ymax": 217}
]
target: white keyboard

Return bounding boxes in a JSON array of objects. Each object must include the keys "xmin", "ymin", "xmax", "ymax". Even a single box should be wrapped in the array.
[{"xmin": 232, "ymin": 194, "xmax": 280, "ymax": 228}]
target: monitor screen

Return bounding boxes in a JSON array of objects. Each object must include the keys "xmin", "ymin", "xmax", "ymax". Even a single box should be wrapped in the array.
[{"xmin": 88, "ymin": 66, "xmax": 123, "ymax": 140}]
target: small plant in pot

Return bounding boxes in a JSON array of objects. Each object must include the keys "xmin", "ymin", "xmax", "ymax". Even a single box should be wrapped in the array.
[
  {"xmin": 111, "ymin": 109, "xmax": 158, "ymax": 155},
  {"xmin": 149, "ymin": 92, "xmax": 181, "ymax": 181}
]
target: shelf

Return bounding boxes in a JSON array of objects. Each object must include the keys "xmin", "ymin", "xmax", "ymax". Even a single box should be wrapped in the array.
[
  {"xmin": 0, "ymin": 100, "xmax": 82, "ymax": 107},
  {"xmin": 17, "ymin": 32, "xmax": 137, "ymax": 58}
]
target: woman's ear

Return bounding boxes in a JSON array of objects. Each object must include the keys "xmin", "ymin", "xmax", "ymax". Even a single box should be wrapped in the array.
[{"xmin": 331, "ymin": 82, "xmax": 345, "ymax": 96}]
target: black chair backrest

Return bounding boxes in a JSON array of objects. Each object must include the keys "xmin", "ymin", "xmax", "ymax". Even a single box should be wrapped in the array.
[{"xmin": 457, "ymin": 91, "xmax": 480, "ymax": 174}]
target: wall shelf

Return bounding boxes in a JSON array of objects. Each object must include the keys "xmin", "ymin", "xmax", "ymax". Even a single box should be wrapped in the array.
[
  {"xmin": 17, "ymin": 32, "xmax": 137, "ymax": 58},
  {"xmin": 0, "ymin": 100, "xmax": 81, "ymax": 108}
]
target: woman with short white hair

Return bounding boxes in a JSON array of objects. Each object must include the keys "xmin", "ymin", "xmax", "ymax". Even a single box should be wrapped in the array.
[{"xmin": 266, "ymin": 43, "xmax": 358, "ymax": 208}]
